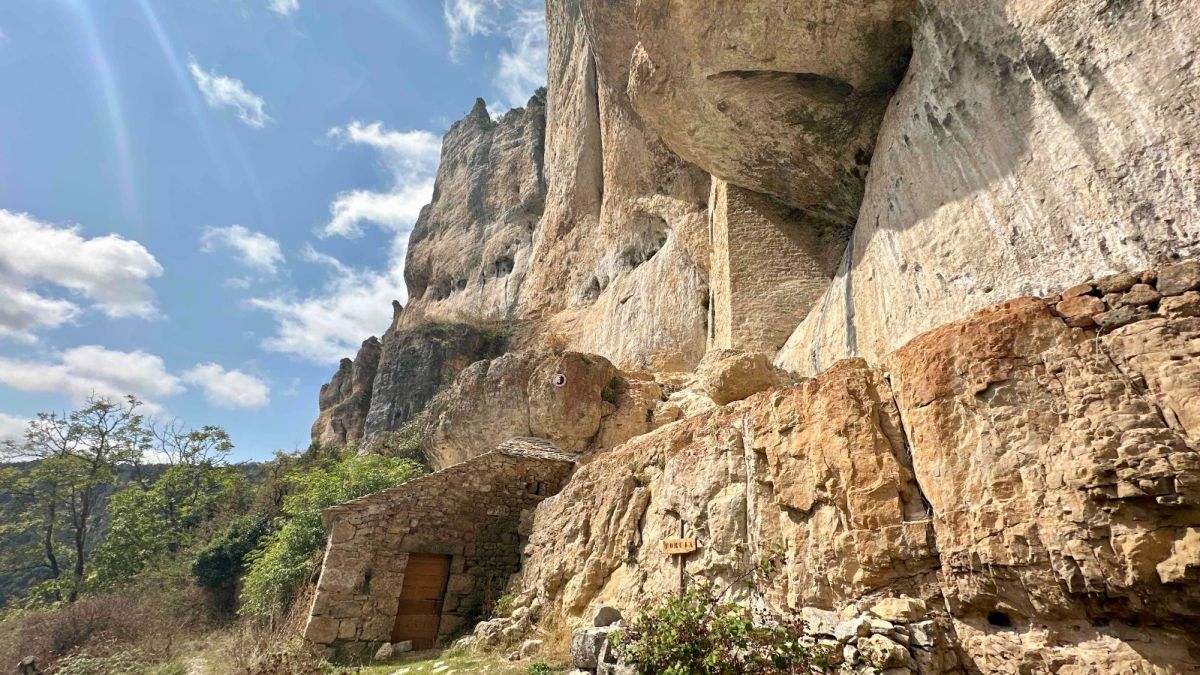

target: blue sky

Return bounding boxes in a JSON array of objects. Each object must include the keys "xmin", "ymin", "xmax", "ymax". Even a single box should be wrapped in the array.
[{"xmin": 0, "ymin": 0, "xmax": 546, "ymax": 461}]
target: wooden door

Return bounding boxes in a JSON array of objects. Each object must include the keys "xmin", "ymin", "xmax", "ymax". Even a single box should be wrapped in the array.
[{"xmin": 391, "ymin": 553, "xmax": 451, "ymax": 650}]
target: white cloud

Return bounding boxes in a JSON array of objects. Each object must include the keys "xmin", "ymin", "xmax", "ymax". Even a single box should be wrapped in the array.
[
  {"xmin": 0, "ymin": 413, "xmax": 28, "ymax": 444},
  {"xmin": 189, "ymin": 60, "xmax": 271, "ymax": 128},
  {"xmin": 0, "ymin": 209, "xmax": 162, "ymax": 341},
  {"xmin": 495, "ymin": 8, "xmax": 547, "ymax": 110},
  {"xmin": 0, "ymin": 347, "xmax": 273, "ymax": 413},
  {"xmin": 201, "ymin": 225, "xmax": 284, "ymax": 275},
  {"xmin": 321, "ymin": 123, "xmax": 441, "ymax": 238},
  {"xmin": 442, "ymin": 0, "xmax": 546, "ymax": 109},
  {"xmin": 324, "ymin": 183, "xmax": 435, "ymax": 239},
  {"xmin": 0, "ymin": 346, "xmax": 182, "ymax": 413},
  {"xmin": 251, "ymin": 122, "xmax": 439, "ymax": 362},
  {"xmin": 444, "ymin": 0, "xmax": 494, "ymax": 58},
  {"xmin": 182, "ymin": 363, "xmax": 270, "ymax": 409},
  {"xmin": 249, "ymin": 254, "xmax": 406, "ymax": 363},
  {"xmin": 268, "ymin": 0, "xmax": 299, "ymax": 16}
]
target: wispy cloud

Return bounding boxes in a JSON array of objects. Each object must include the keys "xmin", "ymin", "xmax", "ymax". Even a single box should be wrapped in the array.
[
  {"xmin": 201, "ymin": 225, "xmax": 285, "ymax": 276},
  {"xmin": 249, "ymin": 252, "xmax": 406, "ymax": 363},
  {"xmin": 321, "ymin": 122, "xmax": 441, "ymax": 238},
  {"xmin": 495, "ymin": 8, "xmax": 546, "ymax": 109},
  {"xmin": 189, "ymin": 59, "xmax": 271, "ymax": 128},
  {"xmin": 0, "ymin": 209, "xmax": 162, "ymax": 341},
  {"xmin": 444, "ymin": 0, "xmax": 494, "ymax": 59},
  {"xmin": 268, "ymin": 0, "xmax": 299, "ymax": 16},
  {"xmin": 441, "ymin": 0, "xmax": 546, "ymax": 109},
  {"xmin": 182, "ymin": 363, "xmax": 270, "ymax": 409}
]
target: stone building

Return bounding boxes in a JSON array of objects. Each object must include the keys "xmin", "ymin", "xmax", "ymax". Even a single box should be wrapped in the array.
[{"xmin": 303, "ymin": 438, "xmax": 575, "ymax": 656}]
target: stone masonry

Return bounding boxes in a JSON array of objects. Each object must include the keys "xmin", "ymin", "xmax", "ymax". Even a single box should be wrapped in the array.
[
  {"xmin": 708, "ymin": 177, "xmax": 850, "ymax": 354},
  {"xmin": 303, "ymin": 438, "xmax": 575, "ymax": 656}
]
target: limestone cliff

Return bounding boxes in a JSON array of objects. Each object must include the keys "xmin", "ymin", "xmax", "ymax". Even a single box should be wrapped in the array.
[
  {"xmin": 777, "ymin": 0, "xmax": 1200, "ymax": 373},
  {"xmin": 304, "ymin": 2, "xmax": 1200, "ymax": 669},
  {"xmin": 400, "ymin": 94, "xmax": 546, "ymax": 327},
  {"xmin": 310, "ymin": 303, "xmax": 508, "ymax": 452},
  {"xmin": 311, "ymin": 336, "xmax": 381, "ymax": 448}
]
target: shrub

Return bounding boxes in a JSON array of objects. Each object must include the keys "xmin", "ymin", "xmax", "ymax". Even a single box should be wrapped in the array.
[
  {"xmin": 528, "ymin": 662, "xmax": 553, "ymax": 675},
  {"xmin": 602, "ymin": 375, "xmax": 625, "ymax": 405},
  {"xmin": 0, "ymin": 592, "xmax": 174, "ymax": 672},
  {"xmin": 239, "ymin": 456, "xmax": 423, "ymax": 616},
  {"xmin": 613, "ymin": 583, "xmax": 818, "ymax": 675},
  {"xmin": 191, "ymin": 514, "xmax": 272, "ymax": 612}
]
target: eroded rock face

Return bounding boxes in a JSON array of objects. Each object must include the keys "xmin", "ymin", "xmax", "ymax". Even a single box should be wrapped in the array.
[
  {"xmin": 312, "ymin": 337, "xmax": 381, "ymax": 448},
  {"xmin": 420, "ymin": 350, "xmax": 618, "ymax": 469},
  {"xmin": 309, "ymin": 319, "xmax": 508, "ymax": 451},
  {"xmin": 523, "ymin": 0, "xmax": 713, "ymax": 373},
  {"xmin": 889, "ymin": 298, "xmax": 1200, "ymax": 671},
  {"xmin": 509, "ymin": 281, "xmax": 1200, "ymax": 673},
  {"xmin": 595, "ymin": 0, "xmax": 914, "ymax": 222},
  {"xmin": 778, "ymin": 0, "xmax": 1200, "ymax": 374},
  {"xmin": 401, "ymin": 95, "xmax": 546, "ymax": 326}
]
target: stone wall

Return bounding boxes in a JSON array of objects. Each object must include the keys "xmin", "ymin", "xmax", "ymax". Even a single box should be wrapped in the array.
[
  {"xmin": 708, "ymin": 178, "xmax": 850, "ymax": 353},
  {"xmin": 303, "ymin": 439, "xmax": 575, "ymax": 656}
]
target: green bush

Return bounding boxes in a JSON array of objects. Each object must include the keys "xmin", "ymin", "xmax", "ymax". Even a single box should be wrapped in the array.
[
  {"xmin": 613, "ymin": 584, "xmax": 818, "ymax": 675},
  {"xmin": 192, "ymin": 514, "xmax": 271, "ymax": 590},
  {"xmin": 239, "ymin": 455, "xmax": 423, "ymax": 616},
  {"xmin": 528, "ymin": 662, "xmax": 553, "ymax": 675}
]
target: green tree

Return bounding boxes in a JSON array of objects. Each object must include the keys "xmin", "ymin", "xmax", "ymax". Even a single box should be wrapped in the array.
[
  {"xmin": 239, "ymin": 455, "xmax": 423, "ymax": 616},
  {"xmin": 0, "ymin": 461, "xmax": 69, "ymax": 602},
  {"xmin": 2, "ymin": 396, "xmax": 151, "ymax": 602},
  {"xmin": 90, "ymin": 423, "xmax": 248, "ymax": 587}
]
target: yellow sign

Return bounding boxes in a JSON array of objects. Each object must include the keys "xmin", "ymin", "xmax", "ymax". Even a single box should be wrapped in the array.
[{"xmin": 662, "ymin": 537, "xmax": 697, "ymax": 555}]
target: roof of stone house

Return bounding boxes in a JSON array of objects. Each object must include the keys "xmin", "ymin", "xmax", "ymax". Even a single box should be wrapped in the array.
[
  {"xmin": 319, "ymin": 437, "xmax": 575, "ymax": 523},
  {"xmin": 495, "ymin": 437, "xmax": 577, "ymax": 463}
]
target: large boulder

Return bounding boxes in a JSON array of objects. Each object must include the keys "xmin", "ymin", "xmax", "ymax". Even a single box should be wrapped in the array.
[
  {"xmin": 695, "ymin": 349, "xmax": 790, "ymax": 405},
  {"xmin": 421, "ymin": 350, "xmax": 622, "ymax": 469}
]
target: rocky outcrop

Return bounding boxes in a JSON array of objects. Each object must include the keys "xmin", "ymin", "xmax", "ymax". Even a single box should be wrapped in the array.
[
  {"xmin": 593, "ymin": 0, "xmax": 914, "ymax": 223},
  {"xmin": 306, "ymin": 0, "xmax": 1200, "ymax": 667},
  {"xmin": 310, "ymin": 315, "xmax": 509, "ymax": 451},
  {"xmin": 419, "ymin": 348, "xmax": 794, "ymax": 472},
  {"xmin": 361, "ymin": 322, "xmax": 507, "ymax": 447},
  {"xmin": 501, "ymin": 264, "xmax": 1200, "ymax": 673},
  {"xmin": 778, "ymin": 0, "xmax": 1200, "ymax": 373},
  {"xmin": 400, "ymin": 94, "xmax": 546, "ymax": 326},
  {"xmin": 420, "ymin": 350, "xmax": 620, "ymax": 470},
  {"xmin": 312, "ymin": 337, "xmax": 381, "ymax": 448}
]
